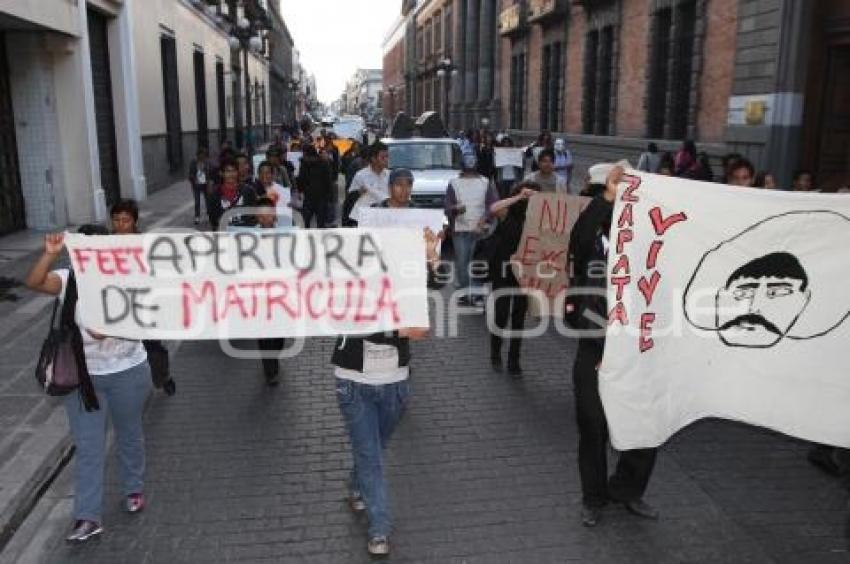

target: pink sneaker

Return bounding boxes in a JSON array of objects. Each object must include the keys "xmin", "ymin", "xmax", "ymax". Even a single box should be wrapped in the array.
[{"xmin": 126, "ymin": 493, "xmax": 145, "ymax": 513}]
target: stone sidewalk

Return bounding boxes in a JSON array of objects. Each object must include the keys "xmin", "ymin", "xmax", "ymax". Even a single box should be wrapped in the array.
[
  {"xmin": 0, "ymin": 180, "xmax": 197, "ymax": 551},
  {"xmin": 4, "ymin": 296, "xmax": 848, "ymax": 562}
]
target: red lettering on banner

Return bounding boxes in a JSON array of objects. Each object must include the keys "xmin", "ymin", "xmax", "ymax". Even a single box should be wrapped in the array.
[
  {"xmin": 328, "ymin": 280, "xmax": 355, "ymax": 321},
  {"xmin": 375, "ymin": 276, "xmax": 402, "ymax": 324},
  {"xmin": 649, "ymin": 207, "xmax": 688, "ymax": 236},
  {"xmin": 608, "ymin": 302, "xmax": 629, "ymax": 326},
  {"xmin": 539, "ymin": 198, "xmax": 568, "ymax": 235},
  {"xmin": 72, "ymin": 249, "xmax": 92, "ymax": 273},
  {"xmin": 518, "ymin": 235, "xmax": 541, "ymax": 265},
  {"xmin": 616, "ymin": 229, "xmax": 633, "ymax": 254},
  {"xmin": 222, "ymin": 285, "xmax": 249, "ymax": 320},
  {"xmin": 638, "ymin": 271, "xmax": 661, "ymax": 307},
  {"xmin": 266, "ymin": 281, "xmax": 297, "ymax": 319},
  {"xmin": 617, "ymin": 203, "xmax": 634, "ymax": 229},
  {"xmin": 646, "ymin": 240, "xmax": 663, "ymax": 269},
  {"xmin": 639, "ymin": 313, "xmax": 656, "ymax": 352},
  {"xmin": 306, "ymin": 281, "xmax": 326, "ymax": 319},
  {"xmin": 237, "ymin": 282, "xmax": 264, "ymax": 318},
  {"xmin": 612, "ymin": 254, "xmax": 630, "ymax": 276},
  {"xmin": 611, "ymin": 276, "xmax": 631, "ymax": 301},
  {"xmin": 621, "ymin": 176, "xmax": 641, "ymax": 203},
  {"xmin": 182, "ymin": 281, "xmax": 217, "ymax": 328}
]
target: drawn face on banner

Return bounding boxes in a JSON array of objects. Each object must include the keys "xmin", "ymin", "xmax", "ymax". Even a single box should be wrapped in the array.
[
  {"xmin": 715, "ymin": 252, "xmax": 811, "ymax": 347},
  {"xmin": 683, "ymin": 211, "xmax": 850, "ymax": 349}
]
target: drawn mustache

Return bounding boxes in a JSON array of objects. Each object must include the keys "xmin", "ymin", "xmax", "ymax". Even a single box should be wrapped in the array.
[{"xmin": 719, "ymin": 314, "xmax": 782, "ymax": 336}]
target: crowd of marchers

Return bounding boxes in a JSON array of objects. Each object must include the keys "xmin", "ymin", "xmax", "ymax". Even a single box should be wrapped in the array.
[{"xmin": 22, "ymin": 119, "xmax": 850, "ymax": 557}]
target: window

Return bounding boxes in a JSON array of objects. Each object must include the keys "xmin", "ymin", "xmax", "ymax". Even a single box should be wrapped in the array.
[
  {"xmin": 417, "ymin": 28, "xmax": 424, "ymax": 62},
  {"xmin": 216, "ymin": 59, "xmax": 227, "ymax": 144},
  {"xmin": 444, "ymin": 6, "xmax": 452, "ymax": 58},
  {"xmin": 193, "ymin": 50, "xmax": 208, "ymax": 149},
  {"xmin": 540, "ymin": 42, "xmax": 563, "ymax": 131},
  {"xmin": 582, "ymin": 26, "xmax": 614, "ymax": 135},
  {"xmin": 647, "ymin": 8, "xmax": 672, "ymax": 138},
  {"xmin": 510, "ymin": 52, "xmax": 527, "ymax": 129},
  {"xmin": 647, "ymin": 0, "xmax": 696, "ymax": 139},
  {"xmin": 388, "ymin": 142, "xmax": 462, "ymax": 170},
  {"xmin": 160, "ymin": 34, "xmax": 183, "ymax": 170},
  {"xmin": 434, "ymin": 11, "xmax": 442, "ymax": 54},
  {"xmin": 425, "ymin": 21, "xmax": 432, "ymax": 57}
]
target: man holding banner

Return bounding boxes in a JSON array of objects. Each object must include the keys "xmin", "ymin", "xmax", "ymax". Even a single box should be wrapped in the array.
[{"xmin": 569, "ymin": 165, "xmax": 658, "ymax": 527}]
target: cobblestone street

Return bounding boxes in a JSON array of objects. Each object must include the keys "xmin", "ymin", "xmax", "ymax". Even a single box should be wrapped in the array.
[{"xmin": 29, "ymin": 296, "xmax": 850, "ymax": 563}]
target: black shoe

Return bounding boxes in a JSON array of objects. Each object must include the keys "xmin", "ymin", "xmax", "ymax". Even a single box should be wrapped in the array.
[
  {"xmin": 624, "ymin": 499, "xmax": 659, "ymax": 520},
  {"xmin": 507, "ymin": 364, "xmax": 523, "ymax": 378},
  {"xmin": 581, "ymin": 505, "xmax": 601, "ymax": 527},
  {"xmin": 265, "ymin": 373, "xmax": 280, "ymax": 387},
  {"xmin": 162, "ymin": 378, "xmax": 176, "ymax": 396}
]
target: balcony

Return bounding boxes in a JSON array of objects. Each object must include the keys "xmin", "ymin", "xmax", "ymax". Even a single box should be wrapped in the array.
[
  {"xmin": 499, "ymin": 3, "xmax": 528, "ymax": 37},
  {"xmin": 527, "ymin": 0, "xmax": 567, "ymax": 24}
]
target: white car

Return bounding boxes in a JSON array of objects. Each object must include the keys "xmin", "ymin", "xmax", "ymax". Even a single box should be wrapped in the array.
[{"xmin": 382, "ymin": 137, "xmax": 462, "ymax": 208}]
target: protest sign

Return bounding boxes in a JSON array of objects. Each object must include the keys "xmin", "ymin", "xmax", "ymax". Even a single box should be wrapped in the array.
[
  {"xmin": 494, "ymin": 148, "xmax": 524, "ymax": 169},
  {"xmin": 355, "ymin": 207, "xmax": 446, "ymax": 235},
  {"xmin": 598, "ymin": 172, "xmax": 850, "ymax": 449},
  {"xmin": 510, "ymin": 193, "xmax": 589, "ymax": 316},
  {"xmin": 64, "ymin": 228, "xmax": 429, "ymax": 340}
]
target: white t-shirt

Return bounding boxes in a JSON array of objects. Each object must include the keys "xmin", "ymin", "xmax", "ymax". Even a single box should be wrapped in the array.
[
  {"xmin": 334, "ymin": 340, "xmax": 410, "ymax": 385},
  {"xmin": 264, "ymin": 182, "xmax": 294, "ymax": 227},
  {"xmin": 450, "ymin": 177, "xmax": 490, "ymax": 232},
  {"xmin": 55, "ymin": 269, "xmax": 148, "ymax": 375},
  {"xmin": 349, "ymin": 166, "xmax": 390, "ymax": 202}
]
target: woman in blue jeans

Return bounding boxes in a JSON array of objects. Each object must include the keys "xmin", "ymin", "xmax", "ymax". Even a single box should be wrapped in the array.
[
  {"xmin": 331, "ymin": 169, "xmax": 443, "ymax": 556},
  {"xmin": 26, "ymin": 228, "xmax": 151, "ymax": 544}
]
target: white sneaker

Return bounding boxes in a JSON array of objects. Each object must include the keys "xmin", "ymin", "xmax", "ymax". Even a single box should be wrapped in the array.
[
  {"xmin": 66, "ymin": 520, "xmax": 103, "ymax": 543},
  {"xmin": 367, "ymin": 536, "xmax": 389, "ymax": 556}
]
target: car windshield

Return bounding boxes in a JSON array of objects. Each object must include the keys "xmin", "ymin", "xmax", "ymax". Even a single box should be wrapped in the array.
[{"xmin": 388, "ymin": 142, "xmax": 462, "ymax": 170}]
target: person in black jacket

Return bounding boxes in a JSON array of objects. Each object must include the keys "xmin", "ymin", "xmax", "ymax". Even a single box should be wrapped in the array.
[
  {"xmin": 487, "ymin": 180, "xmax": 542, "ymax": 377},
  {"xmin": 331, "ymin": 168, "xmax": 444, "ymax": 557},
  {"xmin": 296, "ymin": 145, "xmax": 334, "ymax": 228},
  {"xmin": 569, "ymin": 165, "xmax": 658, "ymax": 528}
]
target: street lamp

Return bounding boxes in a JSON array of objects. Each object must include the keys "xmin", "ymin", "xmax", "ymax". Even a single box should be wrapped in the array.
[
  {"xmin": 227, "ymin": 0, "xmax": 270, "ymax": 153},
  {"xmin": 435, "ymin": 58, "xmax": 458, "ymax": 129}
]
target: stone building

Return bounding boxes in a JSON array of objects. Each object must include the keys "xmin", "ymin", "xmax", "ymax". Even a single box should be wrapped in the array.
[
  {"xmin": 0, "ymin": 0, "xmax": 276, "ymax": 234},
  {"xmin": 267, "ymin": 0, "xmax": 297, "ymax": 127},
  {"xmin": 387, "ymin": 0, "xmax": 850, "ymax": 190}
]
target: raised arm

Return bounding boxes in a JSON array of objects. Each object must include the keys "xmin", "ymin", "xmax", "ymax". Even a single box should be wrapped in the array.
[{"xmin": 25, "ymin": 233, "xmax": 64, "ymax": 296}]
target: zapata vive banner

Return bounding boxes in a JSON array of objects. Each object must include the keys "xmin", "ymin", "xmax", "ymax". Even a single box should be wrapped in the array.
[
  {"xmin": 598, "ymin": 172, "xmax": 850, "ymax": 450},
  {"xmin": 63, "ymin": 228, "xmax": 429, "ymax": 340}
]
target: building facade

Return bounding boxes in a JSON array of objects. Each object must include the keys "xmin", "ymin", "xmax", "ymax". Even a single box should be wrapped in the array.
[
  {"xmin": 134, "ymin": 0, "xmax": 270, "ymax": 192},
  {"xmin": 0, "ymin": 0, "xmax": 145, "ymax": 233},
  {"xmin": 267, "ymin": 0, "xmax": 296, "ymax": 128},
  {"xmin": 388, "ymin": 0, "xmax": 850, "ymax": 190},
  {"xmin": 382, "ymin": 14, "xmax": 407, "ymax": 124},
  {"xmin": 0, "ymin": 0, "xmax": 276, "ymax": 235}
]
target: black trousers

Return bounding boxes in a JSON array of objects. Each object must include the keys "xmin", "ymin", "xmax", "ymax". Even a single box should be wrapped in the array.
[
  {"xmin": 573, "ymin": 342, "xmax": 657, "ymax": 507},
  {"xmin": 301, "ymin": 201, "xmax": 329, "ymax": 228},
  {"xmin": 191, "ymin": 183, "xmax": 208, "ymax": 219},
  {"xmin": 489, "ymin": 276, "xmax": 528, "ymax": 367},
  {"xmin": 257, "ymin": 338, "xmax": 285, "ymax": 377}
]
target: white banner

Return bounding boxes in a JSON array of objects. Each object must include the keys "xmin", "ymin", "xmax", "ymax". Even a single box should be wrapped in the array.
[
  {"xmin": 599, "ymin": 172, "xmax": 850, "ymax": 449},
  {"xmin": 64, "ymin": 229, "xmax": 429, "ymax": 340},
  {"xmin": 355, "ymin": 207, "xmax": 446, "ymax": 235},
  {"xmin": 494, "ymin": 148, "xmax": 524, "ymax": 169}
]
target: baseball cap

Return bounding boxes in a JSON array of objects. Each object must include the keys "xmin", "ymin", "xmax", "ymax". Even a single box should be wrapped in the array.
[{"xmin": 389, "ymin": 168, "xmax": 414, "ymax": 185}]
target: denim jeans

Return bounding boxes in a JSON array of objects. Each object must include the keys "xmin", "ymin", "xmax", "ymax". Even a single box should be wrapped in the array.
[
  {"xmin": 336, "ymin": 377, "xmax": 410, "ymax": 537},
  {"xmin": 452, "ymin": 231, "xmax": 480, "ymax": 293},
  {"xmin": 64, "ymin": 361, "xmax": 151, "ymax": 522}
]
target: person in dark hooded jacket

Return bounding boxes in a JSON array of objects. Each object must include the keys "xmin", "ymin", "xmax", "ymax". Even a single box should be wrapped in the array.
[{"xmin": 569, "ymin": 165, "xmax": 659, "ymax": 528}]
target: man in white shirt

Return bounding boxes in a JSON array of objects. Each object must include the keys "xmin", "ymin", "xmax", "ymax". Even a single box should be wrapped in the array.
[{"xmin": 348, "ymin": 142, "xmax": 390, "ymax": 220}]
